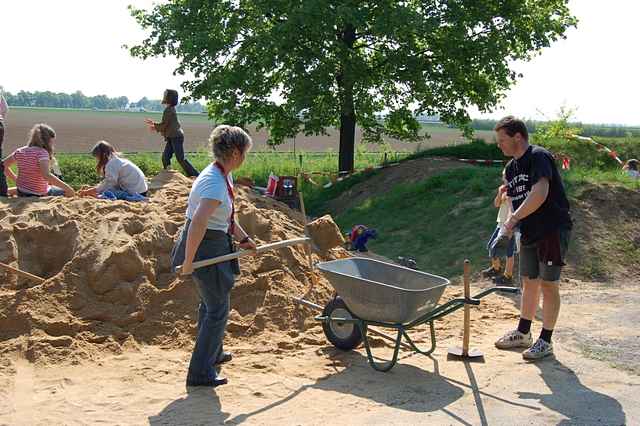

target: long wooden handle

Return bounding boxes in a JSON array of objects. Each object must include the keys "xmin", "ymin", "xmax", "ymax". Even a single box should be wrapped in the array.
[
  {"xmin": 462, "ymin": 259, "xmax": 471, "ymax": 356},
  {"xmin": 298, "ymin": 191, "xmax": 319, "ymax": 289},
  {"xmin": 0, "ymin": 262, "xmax": 46, "ymax": 284},
  {"xmin": 176, "ymin": 237, "xmax": 311, "ymax": 275}
]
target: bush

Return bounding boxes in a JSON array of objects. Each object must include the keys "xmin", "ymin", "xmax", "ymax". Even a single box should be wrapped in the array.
[{"xmin": 406, "ymin": 138, "xmax": 505, "ymax": 161}]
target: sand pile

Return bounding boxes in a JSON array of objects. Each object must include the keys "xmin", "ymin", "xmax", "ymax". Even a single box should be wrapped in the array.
[{"xmin": 0, "ymin": 171, "xmax": 347, "ymax": 364}]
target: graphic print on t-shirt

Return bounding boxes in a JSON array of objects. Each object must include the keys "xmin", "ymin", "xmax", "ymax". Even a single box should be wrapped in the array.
[
  {"xmin": 507, "ymin": 172, "xmax": 531, "ymax": 209},
  {"xmin": 505, "ymin": 145, "xmax": 572, "ymax": 243}
]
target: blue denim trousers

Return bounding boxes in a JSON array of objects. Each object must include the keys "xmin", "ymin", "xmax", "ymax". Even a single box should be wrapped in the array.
[
  {"xmin": 162, "ymin": 132, "xmax": 199, "ymax": 177},
  {"xmin": 187, "ymin": 274, "xmax": 230, "ymax": 382},
  {"xmin": 171, "ymin": 221, "xmax": 237, "ymax": 382},
  {"xmin": 17, "ymin": 186, "xmax": 65, "ymax": 197}
]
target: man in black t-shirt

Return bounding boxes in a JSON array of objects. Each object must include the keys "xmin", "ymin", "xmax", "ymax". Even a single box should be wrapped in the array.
[{"xmin": 493, "ymin": 116, "xmax": 572, "ymax": 360}]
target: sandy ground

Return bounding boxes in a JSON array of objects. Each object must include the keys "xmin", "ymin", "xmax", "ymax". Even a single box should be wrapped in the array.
[
  {"xmin": 1, "ymin": 166, "xmax": 638, "ymax": 425},
  {"xmin": 1, "ymin": 279, "xmax": 638, "ymax": 426}
]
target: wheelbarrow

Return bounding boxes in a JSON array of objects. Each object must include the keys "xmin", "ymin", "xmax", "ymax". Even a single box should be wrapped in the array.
[{"xmin": 313, "ymin": 257, "xmax": 518, "ymax": 372}]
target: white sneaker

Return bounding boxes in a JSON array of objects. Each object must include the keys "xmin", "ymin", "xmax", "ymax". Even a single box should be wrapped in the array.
[
  {"xmin": 523, "ymin": 338, "xmax": 554, "ymax": 360},
  {"xmin": 495, "ymin": 329, "xmax": 533, "ymax": 349}
]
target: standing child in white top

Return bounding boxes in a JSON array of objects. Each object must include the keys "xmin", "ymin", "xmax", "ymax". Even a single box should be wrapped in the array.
[
  {"xmin": 481, "ymin": 169, "xmax": 517, "ymax": 285},
  {"xmin": 79, "ymin": 141, "xmax": 148, "ymax": 198}
]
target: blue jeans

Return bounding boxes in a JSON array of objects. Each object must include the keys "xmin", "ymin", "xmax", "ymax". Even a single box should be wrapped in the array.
[
  {"xmin": 48, "ymin": 186, "xmax": 65, "ymax": 196},
  {"xmin": 487, "ymin": 226, "xmax": 516, "ymax": 258},
  {"xmin": 187, "ymin": 274, "xmax": 230, "ymax": 383},
  {"xmin": 162, "ymin": 133, "xmax": 199, "ymax": 177},
  {"xmin": 17, "ymin": 186, "xmax": 65, "ymax": 197}
]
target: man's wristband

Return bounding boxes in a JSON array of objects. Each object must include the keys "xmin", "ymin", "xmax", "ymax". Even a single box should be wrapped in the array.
[{"xmin": 239, "ymin": 236, "xmax": 250, "ymax": 244}]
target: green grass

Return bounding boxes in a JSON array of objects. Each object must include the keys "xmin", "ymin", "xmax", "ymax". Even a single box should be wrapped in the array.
[
  {"xmin": 406, "ymin": 134, "xmax": 640, "ymax": 172},
  {"xmin": 329, "ymin": 161, "xmax": 639, "ymax": 280},
  {"xmin": 563, "ymin": 166, "xmax": 640, "ymax": 192},
  {"xmin": 4, "ymin": 151, "xmax": 409, "ymax": 199},
  {"xmin": 335, "ymin": 166, "xmax": 504, "ymax": 278}
]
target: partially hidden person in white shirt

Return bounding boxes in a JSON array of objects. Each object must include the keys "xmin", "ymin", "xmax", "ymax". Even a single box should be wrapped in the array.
[
  {"xmin": 79, "ymin": 141, "xmax": 148, "ymax": 198},
  {"xmin": 623, "ymin": 158, "xmax": 639, "ymax": 179}
]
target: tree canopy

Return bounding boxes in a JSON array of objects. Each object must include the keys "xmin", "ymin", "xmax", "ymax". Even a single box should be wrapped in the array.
[{"xmin": 129, "ymin": 0, "xmax": 576, "ymax": 171}]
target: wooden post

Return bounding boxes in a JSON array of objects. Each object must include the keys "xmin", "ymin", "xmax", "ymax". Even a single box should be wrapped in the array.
[
  {"xmin": 447, "ymin": 259, "xmax": 483, "ymax": 359},
  {"xmin": 462, "ymin": 259, "xmax": 471, "ymax": 356},
  {"xmin": 298, "ymin": 192, "xmax": 319, "ymax": 291}
]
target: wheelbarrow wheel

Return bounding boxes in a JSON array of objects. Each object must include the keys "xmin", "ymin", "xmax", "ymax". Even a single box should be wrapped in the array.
[{"xmin": 322, "ymin": 297, "xmax": 363, "ymax": 351}]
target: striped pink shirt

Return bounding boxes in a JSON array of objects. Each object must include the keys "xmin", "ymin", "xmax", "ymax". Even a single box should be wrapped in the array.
[{"xmin": 12, "ymin": 146, "xmax": 51, "ymax": 195}]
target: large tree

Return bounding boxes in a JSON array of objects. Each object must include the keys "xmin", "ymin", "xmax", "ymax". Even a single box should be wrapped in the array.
[{"xmin": 129, "ymin": 1, "xmax": 575, "ymax": 172}]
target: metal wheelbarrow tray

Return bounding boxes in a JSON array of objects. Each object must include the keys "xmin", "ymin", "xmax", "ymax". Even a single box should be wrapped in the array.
[{"xmin": 314, "ymin": 257, "xmax": 517, "ymax": 372}]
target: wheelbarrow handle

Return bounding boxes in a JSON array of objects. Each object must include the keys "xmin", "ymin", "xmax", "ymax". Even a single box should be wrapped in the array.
[
  {"xmin": 494, "ymin": 286, "xmax": 519, "ymax": 294},
  {"xmin": 451, "ymin": 297, "xmax": 481, "ymax": 306},
  {"xmin": 176, "ymin": 237, "xmax": 311, "ymax": 275}
]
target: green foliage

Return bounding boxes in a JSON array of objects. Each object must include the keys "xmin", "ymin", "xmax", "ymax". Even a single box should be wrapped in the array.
[
  {"xmin": 563, "ymin": 166, "xmax": 640, "ymax": 192},
  {"xmin": 128, "ymin": 0, "xmax": 576, "ymax": 170},
  {"xmin": 407, "ymin": 138, "xmax": 505, "ymax": 161},
  {"xmin": 16, "ymin": 151, "xmax": 402, "ymax": 196},
  {"xmin": 534, "ymin": 105, "xmax": 582, "ymax": 143},
  {"xmin": 1, "ymin": 88, "xmax": 203, "ymax": 112},
  {"xmin": 531, "ymin": 107, "xmax": 640, "ymax": 169},
  {"xmin": 472, "ymin": 117, "xmax": 640, "ymax": 138}
]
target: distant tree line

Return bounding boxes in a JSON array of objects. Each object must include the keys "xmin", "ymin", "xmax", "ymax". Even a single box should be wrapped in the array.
[
  {"xmin": 128, "ymin": 96, "xmax": 204, "ymax": 112},
  {"xmin": 0, "ymin": 89, "xmax": 204, "ymax": 113},
  {"xmin": 471, "ymin": 118, "xmax": 640, "ymax": 138}
]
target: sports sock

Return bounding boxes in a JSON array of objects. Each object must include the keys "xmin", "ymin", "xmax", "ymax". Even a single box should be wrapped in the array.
[
  {"xmin": 517, "ymin": 318, "xmax": 532, "ymax": 335},
  {"xmin": 540, "ymin": 328, "xmax": 553, "ymax": 343}
]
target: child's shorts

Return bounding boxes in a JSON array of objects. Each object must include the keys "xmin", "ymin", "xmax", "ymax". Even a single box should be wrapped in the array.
[{"xmin": 487, "ymin": 226, "xmax": 516, "ymax": 258}]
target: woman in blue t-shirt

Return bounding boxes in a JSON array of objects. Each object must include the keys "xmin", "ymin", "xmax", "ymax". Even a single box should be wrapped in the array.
[{"xmin": 172, "ymin": 125, "xmax": 257, "ymax": 387}]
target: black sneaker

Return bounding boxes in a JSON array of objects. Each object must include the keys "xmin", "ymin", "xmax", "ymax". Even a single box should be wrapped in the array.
[
  {"xmin": 186, "ymin": 377, "xmax": 228, "ymax": 388},
  {"xmin": 215, "ymin": 351, "xmax": 233, "ymax": 365},
  {"xmin": 493, "ymin": 274, "xmax": 514, "ymax": 286},
  {"xmin": 481, "ymin": 266, "xmax": 502, "ymax": 278}
]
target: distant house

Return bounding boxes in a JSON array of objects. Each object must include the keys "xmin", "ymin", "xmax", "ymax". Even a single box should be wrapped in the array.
[{"xmin": 415, "ymin": 114, "xmax": 441, "ymax": 124}]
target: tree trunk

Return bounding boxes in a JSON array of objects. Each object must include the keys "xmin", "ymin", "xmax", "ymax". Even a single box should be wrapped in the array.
[
  {"xmin": 338, "ymin": 24, "xmax": 357, "ymax": 174},
  {"xmin": 339, "ymin": 99, "xmax": 356, "ymax": 173}
]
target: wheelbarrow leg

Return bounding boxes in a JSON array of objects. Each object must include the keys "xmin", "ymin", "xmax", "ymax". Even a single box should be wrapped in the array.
[
  {"xmin": 402, "ymin": 320, "xmax": 437, "ymax": 356},
  {"xmin": 360, "ymin": 322, "xmax": 403, "ymax": 372}
]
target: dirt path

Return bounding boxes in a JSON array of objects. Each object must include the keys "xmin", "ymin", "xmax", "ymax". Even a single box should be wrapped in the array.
[{"xmin": 1, "ymin": 280, "xmax": 638, "ymax": 425}]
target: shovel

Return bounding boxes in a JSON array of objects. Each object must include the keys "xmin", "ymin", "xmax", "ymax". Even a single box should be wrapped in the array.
[
  {"xmin": 448, "ymin": 259, "xmax": 483, "ymax": 359},
  {"xmin": 175, "ymin": 237, "xmax": 311, "ymax": 275}
]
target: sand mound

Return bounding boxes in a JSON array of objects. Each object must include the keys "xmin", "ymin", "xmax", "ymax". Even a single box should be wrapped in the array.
[
  {"xmin": 307, "ymin": 215, "xmax": 345, "ymax": 252},
  {"xmin": 0, "ymin": 170, "xmax": 347, "ymax": 364}
]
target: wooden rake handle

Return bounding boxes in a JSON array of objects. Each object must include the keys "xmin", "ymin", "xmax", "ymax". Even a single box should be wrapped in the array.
[
  {"xmin": 176, "ymin": 237, "xmax": 311, "ymax": 275},
  {"xmin": 0, "ymin": 262, "xmax": 46, "ymax": 284}
]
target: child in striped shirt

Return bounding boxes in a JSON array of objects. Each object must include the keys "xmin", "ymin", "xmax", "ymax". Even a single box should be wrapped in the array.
[{"xmin": 2, "ymin": 124, "xmax": 75, "ymax": 197}]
